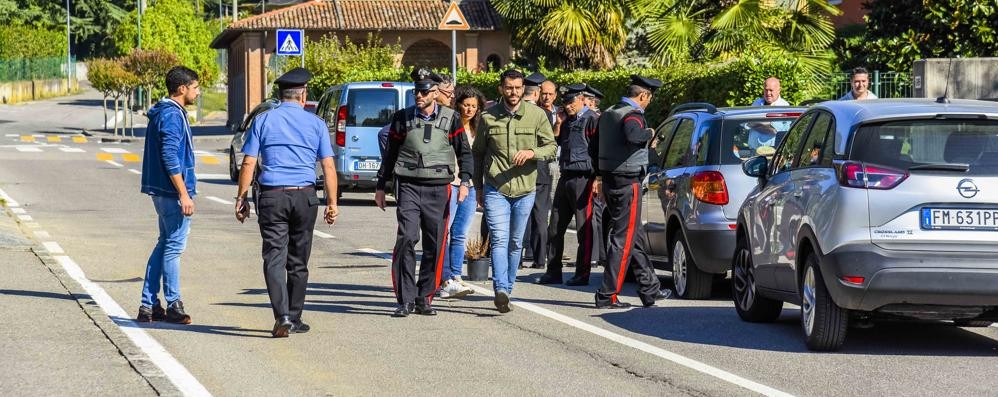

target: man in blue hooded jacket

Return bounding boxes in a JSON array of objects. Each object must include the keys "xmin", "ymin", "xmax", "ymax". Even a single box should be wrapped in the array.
[{"xmin": 137, "ymin": 66, "xmax": 200, "ymax": 324}]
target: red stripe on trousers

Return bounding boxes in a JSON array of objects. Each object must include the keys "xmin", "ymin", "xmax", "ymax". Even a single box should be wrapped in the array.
[
  {"xmin": 581, "ymin": 179, "xmax": 595, "ymax": 269},
  {"xmin": 611, "ymin": 183, "xmax": 639, "ymax": 303},
  {"xmin": 427, "ymin": 185, "xmax": 452, "ymax": 303}
]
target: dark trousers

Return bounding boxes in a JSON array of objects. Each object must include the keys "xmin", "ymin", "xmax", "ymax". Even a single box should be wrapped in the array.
[
  {"xmin": 523, "ymin": 183, "xmax": 552, "ymax": 266},
  {"xmin": 391, "ymin": 182, "xmax": 451, "ymax": 305},
  {"xmin": 595, "ymin": 176, "xmax": 661, "ymax": 306},
  {"xmin": 258, "ymin": 188, "xmax": 320, "ymax": 320},
  {"xmin": 545, "ymin": 172, "xmax": 596, "ymax": 277},
  {"xmin": 591, "ymin": 198, "xmax": 610, "ymax": 263}
]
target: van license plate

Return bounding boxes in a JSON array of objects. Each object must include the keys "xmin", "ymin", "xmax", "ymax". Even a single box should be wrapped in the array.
[
  {"xmin": 921, "ymin": 208, "xmax": 998, "ymax": 231},
  {"xmin": 354, "ymin": 160, "xmax": 380, "ymax": 171}
]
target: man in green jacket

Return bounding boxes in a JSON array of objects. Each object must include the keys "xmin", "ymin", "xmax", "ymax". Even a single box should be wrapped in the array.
[{"xmin": 473, "ymin": 69, "xmax": 556, "ymax": 313}]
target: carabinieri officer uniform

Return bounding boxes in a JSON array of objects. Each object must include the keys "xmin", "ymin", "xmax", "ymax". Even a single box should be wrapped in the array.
[
  {"xmin": 592, "ymin": 75, "xmax": 671, "ymax": 309},
  {"xmin": 235, "ymin": 67, "xmax": 339, "ymax": 337},
  {"xmin": 376, "ymin": 69, "xmax": 473, "ymax": 317},
  {"xmin": 538, "ymin": 84, "xmax": 600, "ymax": 286}
]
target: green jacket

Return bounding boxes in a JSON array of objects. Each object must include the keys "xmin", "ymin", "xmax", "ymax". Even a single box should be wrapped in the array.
[{"xmin": 473, "ymin": 102, "xmax": 556, "ymax": 197}]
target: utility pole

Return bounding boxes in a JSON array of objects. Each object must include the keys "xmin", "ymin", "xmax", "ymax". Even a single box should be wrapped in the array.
[
  {"xmin": 66, "ymin": 0, "xmax": 71, "ymax": 93},
  {"xmin": 233, "ymin": 0, "xmax": 238, "ymax": 22}
]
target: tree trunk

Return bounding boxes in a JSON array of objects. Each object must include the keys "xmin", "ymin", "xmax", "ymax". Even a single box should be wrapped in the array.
[
  {"xmin": 113, "ymin": 95, "xmax": 120, "ymax": 137},
  {"xmin": 102, "ymin": 95, "xmax": 108, "ymax": 132}
]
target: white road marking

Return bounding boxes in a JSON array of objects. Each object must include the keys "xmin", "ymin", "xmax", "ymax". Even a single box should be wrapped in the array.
[
  {"xmin": 60, "ymin": 147, "xmax": 86, "ymax": 153},
  {"xmin": 357, "ymin": 248, "xmax": 392, "ymax": 260},
  {"xmin": 53, "ymin": 255, "xmax": 212, "ymax": 396},
  {"xmin": 313, "ymin": 230, "xmax": 335, "ymax": 239},
  {"xmin": 24, "ymin": 222, "xmax": 40, "ymax": 228},
  {"xmin": 16, "ymin": 146, "xmax": 43, "ymax": 152},
  {"xmin": 362, "ymin": 247, "xmax": 795, "ymax": 397},
  {"xmin": 197, "ymin": 173, "xmax": 230, "ymax": 180},
  {"xmin": 16, "ymin": 214, "xmax": 33, "ymax": 222},
  {"xmin": 127, "ymin": 169, "xmax": 142, "ymax": 175},
  {"xmin": 101, "ymin": 147, "xmax": 130, "ymax": 154},
  {"xmin": 205, "ymin": 196, "xmax": 233, "ymax": 205},
  {"xmin": 105, "ymin": 160, "xmax": 123, "ymax": 167},
  {"xmin": 34, "ymin": 230, "xmax": 50, "ymax": 239},
  {"xmin": 10, "ymin": 207, "xmax": 26, "ymax": 214},
  {"xmin": 103, "ymin": 110, "xmax": 125, "ymax": 130},
  {"xmin": 42, "ymin": 241, "xmax": 64, "ymax": 254},
  {"xmin": 4, "ymin": 134, "xmax": 17, "ymax": 137},
  {"xmin": 0, "ymin": 188, "xmax": 20, "ymax": 207}
]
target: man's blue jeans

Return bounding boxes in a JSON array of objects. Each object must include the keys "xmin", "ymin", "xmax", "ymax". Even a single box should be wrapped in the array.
[
  {"xmin": 484, "ymin": 185, "xmax": 535, "ymax": 295},
  {"xmin": 140, "ymin": 195, "xmax": 191, "ymax": 308},
  {"xmin": 444, "ymin": 185, "xmax": 476, "ymax": 281}
]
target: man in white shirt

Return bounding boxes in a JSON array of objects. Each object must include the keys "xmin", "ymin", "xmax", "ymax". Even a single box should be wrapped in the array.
[
  {"xmin": 752, "ymin": 77, "xmax": 790, "ymax": 106},
  {"xmin": 839, "ymin": 67, "xmax": 879, "ymax": 100}
]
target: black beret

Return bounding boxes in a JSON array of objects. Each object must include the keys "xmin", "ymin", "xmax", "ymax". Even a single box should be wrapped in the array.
[
  {"xmin": 410, "ymin": 67, "xmax": 443, "ymax": 90},
  {"xmin": 274, "ymin": 67, "xmax": 312, "ymax": 89},
  {"xmin": 630, "ymin": 74, "xmax": 662, "ymax": 92},
  {"xmin": 559, "ymin": 83, "xmax": 587, "ymax": 102},
  {"xmin": 524, "ymin": 72, "xmax": 546, "ymax": 87},
  {"xmin": 583, "ymin": 84, "xmax": 604, "ymax": 99}
]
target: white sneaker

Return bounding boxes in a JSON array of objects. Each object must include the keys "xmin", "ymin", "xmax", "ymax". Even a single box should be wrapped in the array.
[
  {"xmin": 453, "ymin": 276, "xmax": 473, "ymax": 291},
  {"xmin": 439, "ymin": 284, "xmax": 453, "ymax": 299},
  {"xmin": 441, "ymin": 279, "xmax": 472, "ymax": 299}
]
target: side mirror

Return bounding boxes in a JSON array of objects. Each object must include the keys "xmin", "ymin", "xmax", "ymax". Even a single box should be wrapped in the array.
[{"xmin": 742, "ymin": 155, "xmax": 769, "ymax": 179}]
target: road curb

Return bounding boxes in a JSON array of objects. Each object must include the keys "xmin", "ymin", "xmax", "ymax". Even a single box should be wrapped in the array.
[{"xmin": 1, "ymin": 206, "xmax": 183, "ymax": 396}]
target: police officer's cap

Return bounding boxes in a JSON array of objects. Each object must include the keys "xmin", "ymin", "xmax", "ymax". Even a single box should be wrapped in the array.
[
  {"xmin": 524, "ymin": 72, "xmax": 546, "ymax": 87},
  {"xmin": 560, "ymin": 83, "xmax": 587, "ymax": 102},
  {"xmin": 630, "ymin": 74, "xmax": 662, "ymax": 93},
  {"xmin": 410, "ymin": 67, "xmax": 443, "ymax": 90},
  {"xmin": 583, "ymin": 84, "xmax": 604, "ymax": 100},
  {"xmin": 274, "ymin": 67, "xmax": 313, "ymax": 90}
]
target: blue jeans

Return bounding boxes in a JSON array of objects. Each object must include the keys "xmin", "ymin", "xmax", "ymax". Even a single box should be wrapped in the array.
[
  {"xmin": 140, "ymin": 195, "xmax": 191, "ymax": 308},
  {"xmin": 444, "ymin": 185, "xmax": 476, "ymax": 280},
  {"xmin": 484, "ymin": 185, "xmax": 535, "ymax": 295}
]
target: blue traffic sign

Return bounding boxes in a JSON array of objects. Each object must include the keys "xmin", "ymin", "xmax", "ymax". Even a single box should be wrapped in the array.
[{"xmin": 276, "ymin": 29, "xmax": 304, "ymax": 56}]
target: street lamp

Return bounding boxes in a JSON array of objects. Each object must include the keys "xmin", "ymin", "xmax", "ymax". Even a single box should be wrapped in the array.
[{"xmin": 66, "ymin": 0, "xmax": 71, "ymax": 93}]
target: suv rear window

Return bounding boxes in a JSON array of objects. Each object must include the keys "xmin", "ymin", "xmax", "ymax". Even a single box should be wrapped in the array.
[
  {"xmin": 347, "ymin": 89, "xmax": 398, "ymax": 127},
  {"xmin": 851, "ymin": 120, "xmax": 998, "ymax": 175},
  {"xmin": 722, "ymin": 118, "xmax": 796, "ymax": 164}
]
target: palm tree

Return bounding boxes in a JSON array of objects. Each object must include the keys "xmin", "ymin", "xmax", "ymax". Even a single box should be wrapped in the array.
[{"xmin": 491, "ymin": 0, "xmax": 629, "ymax": 69}]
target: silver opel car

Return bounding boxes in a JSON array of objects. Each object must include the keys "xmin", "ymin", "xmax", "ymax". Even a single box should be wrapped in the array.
[{"xmin": 734, "ymin": 98, "xmax": 998, "ymax": 351}]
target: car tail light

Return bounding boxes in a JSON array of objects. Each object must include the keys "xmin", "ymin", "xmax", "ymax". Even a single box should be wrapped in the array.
[
  {"xmin": 335, "ymin": 105, "xmax": 347, "ymax": 147},
  {"xmin": 381, "ymin": 82, "xmax": 395, "ymax": 87},
  {"xmin": 691, "ymin": 171, "xmax": 729, "ymax": 205},
  {"xmin": 836, "ymin": 161, "xmax": 908, "ymax": 190},
  {"xmin": 841, "ymin": 276, "xmax": 865, "ymax": 285}
]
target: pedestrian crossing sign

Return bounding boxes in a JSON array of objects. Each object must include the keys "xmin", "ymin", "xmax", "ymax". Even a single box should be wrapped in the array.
[
  {"xmin": 438, "ymin": 2, "xmax": 470, "ymax": 31},
  {"xmin": 276, "ymin": 29, "xmax": 304, "ymax": 56}
]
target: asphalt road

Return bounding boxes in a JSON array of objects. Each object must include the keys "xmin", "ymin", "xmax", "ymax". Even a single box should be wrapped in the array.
[{"xmin": 1, "ymin": 89, "xmax": 996, "ymax": 396}]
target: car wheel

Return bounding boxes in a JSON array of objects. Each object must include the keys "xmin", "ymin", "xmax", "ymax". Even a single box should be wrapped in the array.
[
  {"xmin": 732, "ymin": 237, "xmax": 782, "ymax": 322},
  {"xmin": 801, "ymin": 252, "xmax": 848, "ymax": 351},
  {"xmin": 671, "ymin": 233, "xmax": 712, "ymax": 299},
  {"xmin": 954, "ymin": 320, "xmax": 993, "ymax": 327},
  {"xmin": 229, "ymin": 152, "xmax": 239, "ymax": 182}
]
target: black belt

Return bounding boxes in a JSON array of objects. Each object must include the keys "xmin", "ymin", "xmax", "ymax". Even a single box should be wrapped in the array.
[{"xmin": 260, "ymin": 185, "xmax": 315, "ymax": 192}]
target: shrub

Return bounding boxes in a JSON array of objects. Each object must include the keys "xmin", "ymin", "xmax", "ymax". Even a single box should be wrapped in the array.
[
  {"xmin": 113, "ymin": 0, "xmax": 219, "ymax": 86},
  {"xmin": 0, "ymin": 24, "xmax": 66, "ymax": 59}
]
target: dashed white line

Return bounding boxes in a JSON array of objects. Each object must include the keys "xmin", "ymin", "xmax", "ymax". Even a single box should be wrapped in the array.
[
  {"xmin": 127, "ymin": 169, "xmax": 142, "ymax": 175},
  {"xmin": 16, "ymin": 146, "xmax": 42, "ymax": 152},
  {"xmin": 16, "ymin": 214, "xmax": 33, "ymax": 222},
  {"xmin": 24, "ymin": 222, "xmax": 40, "ymax": 229},
  {"xmin": 60, "ymin": 147, "xmax": 86, "ymax": 153},
  {"xmin": 34, "ymin": 230, "xmax": 51, "ymax": 239},
  {"xmin": 4, "ymin": 134, "xmax": 17, "ymax": 137},
  {"xmin": 10, "ymin": 207, "xmax": 26, "ymax": 214},
  {"xmin": 53, "ymin": 255, "xmax": 212, "ymax": 396},
  {"xmin": 361, "ymin": 247, "xmax": 794, "ymax": 397},
  {"xmin": 105, "ymin": 160, "xmax": 123, "ymax": 167},
  {"xmin": 313, "ymin": 230, "xmax": 335, "ymax": 239},
  {"xmin": 197, "ymin": 173, "xmax": 230, "ymax": 180},
  {"xmin": 42, "ymin": 241, "xmax": 64, "ymax": 254},
  {"xmin": 100, "ymin": 147, "xmax": 130, "ymax": 154},
  {"xmin": 205, "ymin": 196, "xmax": 233, "ymax": 205}
]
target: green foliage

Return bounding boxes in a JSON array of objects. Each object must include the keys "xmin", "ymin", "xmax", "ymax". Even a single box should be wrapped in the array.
[
  {"xmin": 113, "ymin": 0, "xmax": 219, "ymax": 85},
  {"xmin": 866, "ymin": 0, "xmax": 998, "ymax": 72},
  {"xmin": 0, "ymin": 24, "xmax": 67, "ymax": 59},
  {"xmin": 0, "ymin": 0, "xmax": 131, "ymax": 59},
  {"xmin": 280, "ymin": 34, "xmax": 403, "ymax": 98},
  {"xmin": 86, "ymin": 57, "xmax": 138, "ymax": 97},
  {"xmin": 121, "ymin": 49, "xmax": 180, "ymax": 97}
]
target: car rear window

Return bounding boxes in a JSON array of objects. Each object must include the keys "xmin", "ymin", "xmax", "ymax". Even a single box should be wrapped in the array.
[
  {"xmin": 404, "ymin": 89, "xmax": 415, "ymax": 107},
  {"xmin": 346, "ymin": 89, "xmax": 398, "ymax": 127},
  {"xmin": 851, "ymin": 120, "xmax": 998, "ymax": 175},
  {"xmin": 722, "ymin": 118, "xmax": 796, "ymax": 164}
]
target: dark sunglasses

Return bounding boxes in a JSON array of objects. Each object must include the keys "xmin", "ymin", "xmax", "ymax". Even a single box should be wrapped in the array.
[{"xmin": 415, "ymin": 89, "xmax": 436, "ymax": 96}]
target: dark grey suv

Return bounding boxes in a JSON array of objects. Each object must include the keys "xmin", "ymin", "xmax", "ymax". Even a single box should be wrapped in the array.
[
  {"xmin": 644, "ymin": 103, "xmax": 804, "ymax": 299},
  {"xmin": 735, "ymin": 98, "xmax": 998, "ymax": 351}
]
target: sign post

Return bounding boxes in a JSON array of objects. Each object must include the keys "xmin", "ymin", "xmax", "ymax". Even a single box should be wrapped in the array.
[
  {"xmin": 438, "ymin": 2, "xmax": 470, "ymax": 85},
  {"xmin": 276, "ymin": 29, "xmax": 305, "ymax": 68}
]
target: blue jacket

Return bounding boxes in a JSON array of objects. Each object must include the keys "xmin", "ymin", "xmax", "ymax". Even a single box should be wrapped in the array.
[{"xmin": 141, "ymin": 99, "xmax": 197, "ymax": 198}]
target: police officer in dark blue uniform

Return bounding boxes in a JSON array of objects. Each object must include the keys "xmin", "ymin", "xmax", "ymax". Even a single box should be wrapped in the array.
[
  {"xmin": 537, "ymin": 84, "xmax": 600, "ymax": 285},
  {"xmin": 235, "ymin": 67, "xmax": 339, "ymax": 337},
  {"xmin": 521, "ymin": 72, "xmax": 554, "ymax": 269},
  {"xmin": 375, "ymin": 69, "xmax": 473, "ymax": 318},
  {"xmin": 591, "ymin": 75, "xmax": 671, "ymax": 309}
]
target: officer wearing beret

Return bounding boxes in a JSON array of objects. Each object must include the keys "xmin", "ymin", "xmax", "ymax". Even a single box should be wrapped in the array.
[
  {"xmin": 520, "ymin": 71, "xmax": 554, "ymax": 270},
  {"xmin": 538, "ymin": 83, "xmax": 600, "ymax": 285},
  {"xmin": 583, "ymin": 84, "xmax": 609, "ymax": 268},
  {"xmin": 235, "ymin": 67, "xmax": 339, "ymax": 337},
  {"xmin": 591, "ymin": 75, "xmax": 671, "ymax": 309},
  {"xmin": 583, "ymin": 85, "xmax": 604, "ymax": 115},
  {"xmin": 375, "ymin": 68, "xmax": 473, "ymax": 317}
]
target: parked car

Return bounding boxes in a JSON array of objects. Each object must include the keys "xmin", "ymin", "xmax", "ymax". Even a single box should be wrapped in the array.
[
  {"xmin": 734, "ymin": 98, "xmax": 998, "ymax": 351},
  {"xmin": 229, "ymin": 99, "xmax": 280, "ymax": 181},
  {"xmin": 315, "ymin": 82, "xmax": 414, "ymax": 194},
  {"xmin": 643, "ymin": 103, "xmax": 804, "ymax": 299}
]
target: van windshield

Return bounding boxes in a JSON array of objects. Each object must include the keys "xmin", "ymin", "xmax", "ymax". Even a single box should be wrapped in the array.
[
  {"xmin": 851, "ymin": 120, "xmax": 998, "ymax": 175},
  {"xmin": 347, "ymin": 89, "xmax": 398, "ymax": 127},
  {"xmin": 722, "ymin": 118, "xmax": 796, "ymax": 164}
]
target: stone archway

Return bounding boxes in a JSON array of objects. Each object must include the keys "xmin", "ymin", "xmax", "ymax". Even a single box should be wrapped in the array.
[{"xmin": 401, "ymin": 39, "xmax": 451, "ymax": 69}]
